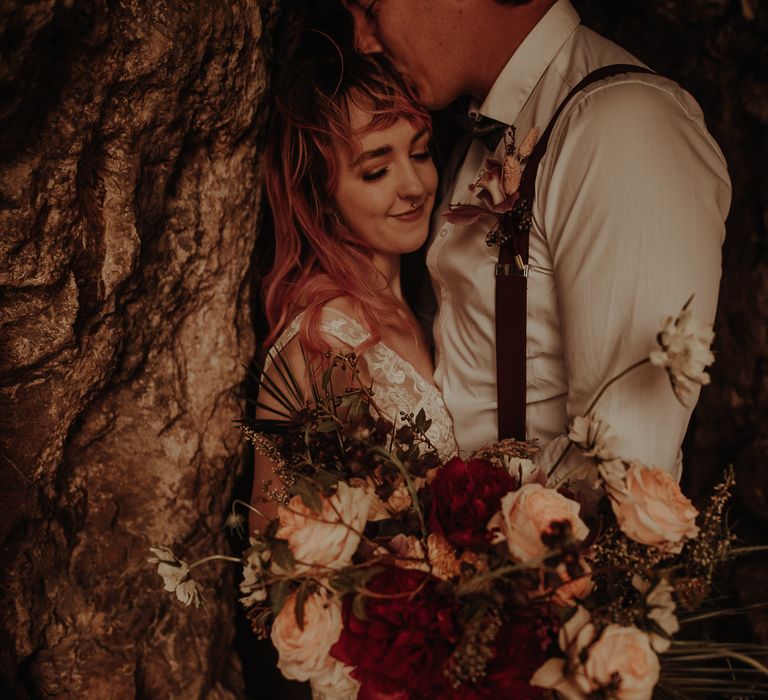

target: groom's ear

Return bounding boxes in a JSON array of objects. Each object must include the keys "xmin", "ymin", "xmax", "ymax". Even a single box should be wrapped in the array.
[{"xmin": 340, "ymin": 0, "xmax": 384, "ymax": 54}]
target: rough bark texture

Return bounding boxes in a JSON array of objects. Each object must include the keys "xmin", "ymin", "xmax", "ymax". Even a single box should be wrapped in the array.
[
  {"xmin": 573, "ymin": 0, "xmax": 768, "ymax": 637},
  {"xmin": 0, "ymin": 1, "xmax": 274, "ymax": 697}
]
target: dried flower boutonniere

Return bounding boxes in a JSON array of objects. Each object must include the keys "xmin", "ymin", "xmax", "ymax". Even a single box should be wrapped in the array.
[{"xmin": 444, "ymin": 126, "xmax": 539, "ymax": 249}]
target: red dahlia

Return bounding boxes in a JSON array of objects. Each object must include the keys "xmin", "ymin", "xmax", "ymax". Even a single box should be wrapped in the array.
[
  {"xmin": 429, "ymin": 457, "xmax": 517, "ymax": 549},
  {"xmin": 330, "ymin": 566, "xmax": 458, "ymax": 698}
]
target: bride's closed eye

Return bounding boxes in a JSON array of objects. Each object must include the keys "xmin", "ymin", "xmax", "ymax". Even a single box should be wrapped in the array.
[
  {"xmin": 410, "ymin": 150, "xmax": 431, "ymax": 162},
  {"xmin": 361, "ymin": 150, "xmax": 432, "ymax": 182}
]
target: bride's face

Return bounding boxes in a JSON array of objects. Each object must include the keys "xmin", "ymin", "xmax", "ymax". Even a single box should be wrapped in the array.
[{"xmin": 332, "ymin": 101, "xmax": 437, "ymax": 263}]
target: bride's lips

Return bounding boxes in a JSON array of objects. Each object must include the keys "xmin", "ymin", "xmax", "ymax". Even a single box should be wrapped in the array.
[{"xmin": 390, "ymin": 204, "xmax": 425, "ymax": 222}]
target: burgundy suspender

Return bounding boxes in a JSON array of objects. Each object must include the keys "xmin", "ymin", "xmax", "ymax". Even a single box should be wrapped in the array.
[{"xmin": 495, "ymin": 64, "xmax": 655, "ymax": 440}]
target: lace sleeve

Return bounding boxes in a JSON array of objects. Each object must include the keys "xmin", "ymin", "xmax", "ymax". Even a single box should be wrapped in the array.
[{"xmin": 260, "ymin": 308, "xmax": 374, "ymax": 414}]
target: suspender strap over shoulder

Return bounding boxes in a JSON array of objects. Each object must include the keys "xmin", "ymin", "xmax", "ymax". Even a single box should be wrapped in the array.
[{"xmin": 495, "ymin": 63, "xmax": 655, "ymax": 441}]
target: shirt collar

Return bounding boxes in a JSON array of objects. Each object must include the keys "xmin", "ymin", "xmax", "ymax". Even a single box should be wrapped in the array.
[{"xmin": 469, "ymin": 0, "xmax": 580, "ymax": 126}]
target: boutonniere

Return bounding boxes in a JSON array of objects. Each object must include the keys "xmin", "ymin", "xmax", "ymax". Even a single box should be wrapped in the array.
[{"xmin": 444, "ymin": 126, "xmax": 539, "ymax": 248}]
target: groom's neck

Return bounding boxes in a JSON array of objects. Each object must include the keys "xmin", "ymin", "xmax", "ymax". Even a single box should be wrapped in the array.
[{"xmin": 464, "ymin": 0, "xmax": 558, "ymax": 103}]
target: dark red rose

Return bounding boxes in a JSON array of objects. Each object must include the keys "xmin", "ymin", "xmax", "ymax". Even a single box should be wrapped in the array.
[
  {"xmin": 330, "ymin": 566, "xmax": 458, "ymax": 699},
  {"xmin": 429, "ymin": 457, "xmax": 516, "ymax": 549},
  {"xmin": 442, "ymin": 608, "xmax": 554, "ymax": 700}
]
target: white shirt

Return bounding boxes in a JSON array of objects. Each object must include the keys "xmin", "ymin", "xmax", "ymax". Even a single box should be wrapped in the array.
[{"xmin": 427, "ymin": 0, "xmax": 731, "ymax": 478}]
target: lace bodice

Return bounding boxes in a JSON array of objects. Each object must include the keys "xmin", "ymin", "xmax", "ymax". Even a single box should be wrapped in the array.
[{"xmin": 265, "ymin": 307, "xmax": 458, "ymax": 461}]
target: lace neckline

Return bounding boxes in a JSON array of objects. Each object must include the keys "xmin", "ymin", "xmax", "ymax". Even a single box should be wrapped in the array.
[{"xmin": 273, "ymin": 309, "xmax": 440, "ymax": 397}]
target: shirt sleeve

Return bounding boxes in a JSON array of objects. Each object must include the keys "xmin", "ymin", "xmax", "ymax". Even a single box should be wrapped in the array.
[{"xmin": 537, "ymin": 76, "xmax": 731, "ymax": 475}]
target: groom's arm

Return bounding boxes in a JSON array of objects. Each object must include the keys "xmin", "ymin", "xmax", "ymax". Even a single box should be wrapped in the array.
[{"xmin": 539, "ymin": 76, "xmax": 730, "ymax": 476}]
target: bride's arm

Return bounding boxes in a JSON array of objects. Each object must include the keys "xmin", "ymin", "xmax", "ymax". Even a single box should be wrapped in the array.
[{"xmin": 248, "ymin": 328, "xmax": 372, "ymax": 537}]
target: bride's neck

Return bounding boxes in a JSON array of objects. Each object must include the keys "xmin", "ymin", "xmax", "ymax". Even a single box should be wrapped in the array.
[{"xmin": 372, "ymin": 252, "xmax": 404, "ymax": 303}]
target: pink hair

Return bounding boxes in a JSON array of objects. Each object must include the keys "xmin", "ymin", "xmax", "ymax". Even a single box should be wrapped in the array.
[{"xmin": 262, "ymin": 52, "xmax": 432, "ymax": 358}]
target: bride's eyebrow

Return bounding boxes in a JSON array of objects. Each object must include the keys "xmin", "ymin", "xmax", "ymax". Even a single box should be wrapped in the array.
[{"xmin": 351, "ymin": 128, "xmax": 430, "ymax": 167}]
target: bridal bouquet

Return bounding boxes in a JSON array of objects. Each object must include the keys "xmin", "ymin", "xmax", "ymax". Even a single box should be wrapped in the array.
[{"xmin": 149, "ymin": 300, "xmax": 768, "ymax": 699}]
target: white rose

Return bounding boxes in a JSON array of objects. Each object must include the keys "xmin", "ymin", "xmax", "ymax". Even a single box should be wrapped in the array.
[{"xmin": 276, "ymin": 482, "xmax": 371, "ymax": 572}]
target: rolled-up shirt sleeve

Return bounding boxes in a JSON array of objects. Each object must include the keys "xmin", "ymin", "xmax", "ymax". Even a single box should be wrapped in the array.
[{"xmin": 537, "ymin": 77, "xmax": 731, "ymax": 476}]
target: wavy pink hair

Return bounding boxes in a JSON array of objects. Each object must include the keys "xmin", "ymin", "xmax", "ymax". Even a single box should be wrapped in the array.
[{"xmin": 262, "ymin": 51, "xmax": 432, "ymax": 357}]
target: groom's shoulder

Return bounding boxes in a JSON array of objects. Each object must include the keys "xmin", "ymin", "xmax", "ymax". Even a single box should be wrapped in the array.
[
  {"xmin": 560, "ymin": 26, "xmax": 698, "ymax": 112},
  {"xmin": 550, "ymin": 26, "xmax": 715, "ymax": 145}
]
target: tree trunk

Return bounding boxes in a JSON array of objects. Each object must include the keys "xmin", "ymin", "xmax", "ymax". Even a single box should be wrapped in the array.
[{"xmin": 0, "ymin": 1, "xmax": 274, "ymax": 697}]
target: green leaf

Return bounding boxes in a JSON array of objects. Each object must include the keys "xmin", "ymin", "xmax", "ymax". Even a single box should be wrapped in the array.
[
  {"xmin": 321, "ymin": 365, "xmax": 334, "ymax": 391},
  {"xmin": 415, "ymin": 408, "xmax": 427, "ymax": 431},
  {"xmin": 294, "ymin": 580, "xmax": 311, "ymax": 630},
  {"xmin": 374, "ymin": 518, "xmax": 411, "ymax": 539},
  {"xmin": 315, "ymin": 469, "xmax": 341, "ymax": 491},
  {"xmin": 271, "ymin": 539, "xmax": 297, "ymax": 571},
  {"xmin": 269, "ymin": 580, "xmax": 291, "ymax": 617},
  {"xmin": 351, "ymin": 593, "xmax": 368, "ymax": 621},
  {"xmin": 290, "ymin": 477, "xmax": 323, "ymax": 513}
]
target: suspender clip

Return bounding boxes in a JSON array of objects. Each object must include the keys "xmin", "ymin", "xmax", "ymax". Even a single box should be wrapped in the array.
[{"xmin": 496, "ymin": 258, "xmax": 529, "ymax": 278}]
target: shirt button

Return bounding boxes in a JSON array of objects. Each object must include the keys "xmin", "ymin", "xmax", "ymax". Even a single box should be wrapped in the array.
[
  {"xmin": 439, "ymin": 228, "xmax": 448, "ymax": 238},
  {"xmin": 441, "ymin": 289, "xmax": 447, "ymax": 298}
]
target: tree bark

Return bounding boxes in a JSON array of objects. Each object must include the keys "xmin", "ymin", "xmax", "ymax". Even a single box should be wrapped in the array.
[{"xmin": 0, "ymin": 1, "xmax": 274, "ymax": 697}]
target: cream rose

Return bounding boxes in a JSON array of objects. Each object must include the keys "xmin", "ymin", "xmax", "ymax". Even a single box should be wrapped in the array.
[
  {"xmin": 584, "ymin": 625, "xmax": 660, "ymax": 700},
  {"xmin": 311, "ymin": 658, "xmax": 360, "ymax": 698},
  {"xmin": 271, "ymin": 589, "xmax": 345, "ymax": 682},
  {"xmin": 608, "ymin": 461, "xmax": 698, "ymax": 553},
  {"xmin": 488, "ymin": 484, "xmax": 589, "ymax": 562},
  {"xmin": 276, "ymin": 482, "xmax": 371, "ymax": 572}
]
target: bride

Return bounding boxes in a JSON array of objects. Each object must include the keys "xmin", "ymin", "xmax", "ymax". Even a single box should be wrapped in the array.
[{"xmin": 249, "ymin": 49, "xmax": 457, "ymax": 700}]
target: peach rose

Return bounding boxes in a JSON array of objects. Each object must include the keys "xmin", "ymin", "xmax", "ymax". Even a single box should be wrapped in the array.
[
  {"xmin": 607, "ymin": 461, "xmax": 698, "ymax": 553},
  {"xmin": 271, "ymin": 589, "xmax": 349, "ymax": 683},
  {"xmin": 584, "ymin": 625, "xmax": 660, "ymax": 700},
  {"xmin": 487, "ymin": 484, "xmax": 589, "ymax": 562},
  {"xmin": 276, "ymin": 482, "xmax": 371, "ymax": 572}
]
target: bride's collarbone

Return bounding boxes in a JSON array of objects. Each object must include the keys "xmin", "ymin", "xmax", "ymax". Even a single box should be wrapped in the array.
[{"xmin": 376, "ymin": 328, "xmax": 436, "ymax": 388}]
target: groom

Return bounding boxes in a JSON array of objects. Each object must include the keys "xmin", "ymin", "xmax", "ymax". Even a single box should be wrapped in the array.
[{"xmin": 343, "ymin": 0, "xmax": 731, "ymax": 478}]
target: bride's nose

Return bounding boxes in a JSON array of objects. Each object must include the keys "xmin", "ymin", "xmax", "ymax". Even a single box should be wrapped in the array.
[{"xmin": 397, "ymin": 165, "xmax": 428, "ymax": 201}]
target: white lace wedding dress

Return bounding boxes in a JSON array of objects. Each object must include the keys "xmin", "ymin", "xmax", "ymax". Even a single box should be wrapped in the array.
[
  {"xmin": 265, "ymin": 306, "xmax": 458, "ymax": 700},
  {"xmin": 266, "ymin": 306, "xmax": 458, "ymax": 461}
]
